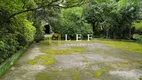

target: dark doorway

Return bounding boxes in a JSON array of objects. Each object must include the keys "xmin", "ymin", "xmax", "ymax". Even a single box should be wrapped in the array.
[{"xmin": 44, "ymin": 24, "xmax": 50, "ymax": 34}]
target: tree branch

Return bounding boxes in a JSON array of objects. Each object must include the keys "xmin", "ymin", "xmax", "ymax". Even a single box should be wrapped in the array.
[
  {"xmin": 7, "ymin": 0, "xmax": 86, "ymax": 20},
  {"xmin": 8, "ymin": 0, "xmax": 58, "ymax": 20}
]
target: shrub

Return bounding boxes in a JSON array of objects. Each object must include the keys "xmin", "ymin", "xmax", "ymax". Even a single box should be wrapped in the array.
[
  {"xmin": 0, "ymin": 14, "xmax": 36, "ymax": 64},
  {"xmin": 53, "ymin": 7, "xmax": 93, "ymax": 40},
  {"xmin": 133, "ymin": 34, "xmax": 142, "ymax": 43},
  {"xmin": 33, "ymin": 21, "xmax": 45, "ymax": 42}
]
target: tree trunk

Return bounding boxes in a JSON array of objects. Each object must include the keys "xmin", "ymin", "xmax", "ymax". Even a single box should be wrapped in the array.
[
  {"xmin": 106, "ymin": 29, "xmax": 109, "ymax": 39},
  {"xmin": 129, "ymin": 27, "xmax": 132, "ymax": 40}
]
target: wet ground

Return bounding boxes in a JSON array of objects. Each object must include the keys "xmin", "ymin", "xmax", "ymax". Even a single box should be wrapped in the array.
[{"xmin": 0, "ymin": 41, "xmax": 142, "ymax": 80}]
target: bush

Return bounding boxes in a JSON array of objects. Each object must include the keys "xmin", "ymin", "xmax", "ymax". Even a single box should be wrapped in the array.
[
  {"xmin": 33, "ymin": 21, "xmax": 45, "ymax": 42},
  {"xmin": 54, "ymin": 7, "xmax": 93, "ymax": 40},
  {"xmin": 0, "ymin": 14, "xmax": 36, "ymax": 64},
  {"xmin": 133, "ymin": 34, "xmax": 142, "ymax": 43}
]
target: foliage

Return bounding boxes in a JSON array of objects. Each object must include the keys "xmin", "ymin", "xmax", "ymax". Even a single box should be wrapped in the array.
[
  {"xmin": 83, "ymin": 0, "xmax": 139, "ymax": 39},
  {"xmin": 0, "ymin": 47, "xmax": 27, "ymax": 77},
  {"xmin": 133, "ymin": 34, "xmax": 142, "ymax": 43},
  {"xmin": 0, "ymin": 14, "xmax": 35, "ymax": 63},
  {"xmin": 33, "ymin": 21, "xmax": 45, "ymax": 42},
  {"xmin": 0, "ymin": 0, "xmax": 142, "ymax": 65},
  {"xmin": 133, "ymin": 21, "xmax": 142, "ymax": 32},
  {"xmin": 133, "ymin": 21, "xmax": 142, "ymax": 43},
  {"xmin": 0, "ymin": 0, "xmax": 36, "ymax": 63},
  {"xmin": 0, "ymin": 0, "xmax": 85, "ymax": 63},
  {"xmin": 54, "ymin": 7, "xmax": 93, "ymax": 39}
]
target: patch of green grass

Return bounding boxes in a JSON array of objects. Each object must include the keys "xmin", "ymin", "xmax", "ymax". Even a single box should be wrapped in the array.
[
  {"xmin": 139, "ymin": 77, "xmax": 142, "ymax": 80},
  {"xmin": 36, "ymin": 72, "xmax": 49, "ymax": 80},
  {"xmin": 72, "ymin": 71, "xmax": 80, "ymax": 80},
  {"xmin": 93, "ymin": 68, "xmax": 108, "ymax": 78},
  {"xmin": 41, "ymin": 47, "xmax": 85, "ymax": 55},
  {"xmin": 92, "ymin": 40, "xmax": 142, "ymax": 55},
  {"xmin": 28, "ymin": 55, "xmax": 55, "ymax": 65},
  {"xmin": 36, "ymin": 72, "xmax": 59, "ymax": 80},
  {"xmin": 36, "ymin": 69, "xmax": 73, "ymax": 80},
  {"xmin": 133, "ymin": 60, "xmax": 142, "ymax": 64}
]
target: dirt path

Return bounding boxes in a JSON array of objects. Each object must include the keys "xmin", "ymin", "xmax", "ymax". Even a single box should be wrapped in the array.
[{"xmin": 0, "ymin": 41, "xmax": 142, "ymax": 80}]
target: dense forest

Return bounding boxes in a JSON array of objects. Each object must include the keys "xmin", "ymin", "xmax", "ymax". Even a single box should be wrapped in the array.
[{"xmin": 0, "ymin": 0, "xmax": 142, "ymax": 63}]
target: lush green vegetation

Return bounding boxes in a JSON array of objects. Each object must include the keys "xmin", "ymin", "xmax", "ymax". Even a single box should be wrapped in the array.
[
  {"xmin": 83, "ymin": 0, "xmax": 141, "ymax": 39},
  {"xmin": 0, "ymin": 0, "xmax": 142, "ymax": 64},
  {"xmin": 0, "ymin": 0, "xmax": 86, "ymax": 63},
  {"xmin": 92, "ymin": 39, "xmax": 142, "ymax": 54},
  {"xmin": 53, "ymin": 7, "xmax": 93, "ymax": 39}
]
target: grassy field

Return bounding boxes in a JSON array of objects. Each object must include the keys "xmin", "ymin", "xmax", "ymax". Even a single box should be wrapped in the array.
[
  {"xmin": 91, "ymin": 39, "xmax": 142, "ymax": 55},
  {"xmin": 39, "ymin": 39, "xmax": 142, "ymax": 55}
]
